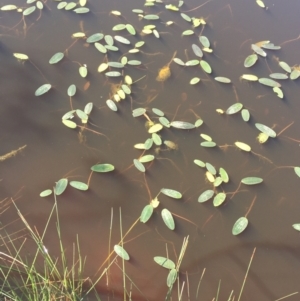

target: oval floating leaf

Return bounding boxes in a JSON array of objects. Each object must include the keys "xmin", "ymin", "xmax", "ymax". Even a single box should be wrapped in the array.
[
  {"xmin": 114, "ymin": 245, "xmax": 130, "ymax": 260},
  {"xmin": 154, "ymin": 256, "xmax": 175, "ymax": 269},
  {"xmin": 105, "ymin": 71, "xmax": 122, "ymax": 77},
  {"xmin": 244, "ymin": 54, "xmax": 258, "ymax": 68},
  {"xmin": 201, "ymin": 141, "xmax": 216, "ymax": 147},
  {"xmin": 161, "ymin": 188, "xmax": 182, "ymax": 199},
  {"xmin": 79, "ymin": 65, "xmax": 88, "ymax": 77},
  {"xmin": 241, "ymin": 74, "xmax": 258, "ymax": 81},
  {"xmin": 170, "ymin": 121, "xmax": 195, "ymax": 129},
  {"xmin": 161, "ymin": 209, "xmax": 175, "ymax": 230},
  {"xmin": 139, "ymin": 155, "xmax": 155, "ymax": 163},
  {"xmin": 13, "ymin": 53, "xmax": 29, "ymax": 60},
  {"xmin": 86, "ymin": 33, "xmax": 103, "ymax": 43},
  {"xmin": 35, "ymin": 84, "xmax": 51, "ymax": 96},
  {"xmin": 213, "ymin": 192, "xmax": 226, "ymax": 207},
  {"xmin": 251, "ymin": 44, "xmax": 266, "ymax": 57},
  {"xmin": 219, "ymin": 167, "xmax": 229, "ymax": 183},
  {"xmin": 62, "ymin": 119, "xmax": 77, "ymax": 129},
  {"xmin": 241, "ymin": 177, "xmax": 263, "ymax": 185},
  {"xmin": 226, "ymin": 103, "xmax": 243, "ymax": 115},
  {"xmin": 255, "ymin": 123, "xmax": 276, "ymax": 138},
  {"xmin": 40, "ymin": 189, "xmax": 52, "ymax": 197},
  {"xmin": 49, "ymin": 52, "xmax": 64, "ymax": 64},
  {"xmin": 200, "ymin": 60, "xmax": 212, "ymax": 74},
  {"xmin": 91, "ymin": 164, "xmax": 115, "ymax": 172},
  {"xmin": 140, "ymin": 205, "xmax": 153, "ymax": 223},
  {"xmin": 55, "ymin": 178, "xmax": 68, "ymax": 196},
  {"xmin": 23, "ymin": 6, "xmax": 36, "ymax": 15},
  {"xmin": 199, "ymin": 36, "xmax": 210, "ymax": 48},
  {"xmin": 279, "ymin": 61, "xmax": 291, "ymax": 73},
  {"xmin": 167, "ymin": 269, "xmax": 177, "ymax": 287},
  {"xmin": 148, "ymin": 124, "xmax": 163, "ymax": 133},
  {"xmin": 258, "ymin": 78, "xmax": 281, "ymax": 88},
  {"xmin": 67, "ymin": 84, "xmax": 76, "ymax": 97},
  {"xmin": 198, "ymin": 190, "xmax": 214, "ymax": 203},
  {"xmin": 241, "ymin": 109, "xmax": 250, "ymax": 122},
  {"xmin": 235, "ymin": 141, "xmax": 251, "ymax": 152},
  {"xmin": 269, "ymin": 73, "xmax": 288, "ymax": 80},
  {"xmin": 133, "ymin": 159, "xmax": 145, "ymax": 172},
  {"xmin": 232, "ymin": 217, "xmax": 248, "ymax": 235},
  {"xmin": 114, "ymin": 35, "xmax": 130, "ymax": 44},
  {"xmin": 292, "ymin": 224, "xmax": 300, "ymax": 231},
  {"xmin": 215, "ymin": 76, "xmax": 231, "ymax": 83},
  {"xmin": 191, "ymin": 44, "xmax": 203, "ymax": 58},
  {"xmin": 73, "ymin": 7, "xmax": 89, "ymax": 13},
  {"xmin": 294, "ymin": 167, "xmax": 300, "ymax": 178},
  {"xmin": 69, "ymin": 181, "xmax": 88, "ymax": 191},
  {"xmin": 194, "ymin": 159, "xmax": 205, "ymax": 168}
]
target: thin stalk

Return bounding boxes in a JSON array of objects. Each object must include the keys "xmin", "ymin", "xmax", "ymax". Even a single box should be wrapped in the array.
[
  {"xmin": 237, "ymin": 248, "xmax": 256, "ymax": 301},
  {"xmin": 196, "ymin": 268, "xmax": 206, "ymax": 299},
  {"xmin": 216, "ymin": 280, "xmax": 221, "ymax": 301}
]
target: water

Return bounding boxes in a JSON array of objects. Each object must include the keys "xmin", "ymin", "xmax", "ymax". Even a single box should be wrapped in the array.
[{"xmin": 1, "ymin": 0, "xmax": 300, "ymax": 300}]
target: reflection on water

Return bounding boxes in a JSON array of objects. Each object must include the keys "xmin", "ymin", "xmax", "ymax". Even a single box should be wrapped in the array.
[{"xmin": 1, "ymin": 0, "xmax": 300, "ymax": 300}]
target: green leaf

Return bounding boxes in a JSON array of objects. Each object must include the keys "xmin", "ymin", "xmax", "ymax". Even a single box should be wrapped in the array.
[
  {"xmin": 170, "ymin": 121, "xmax": 195, "ymax": 129},
  {"xmin": 215, "ymin": 76, "xmax": 231, "ymax": 83},
  {"xmin": 154, "ymin": 256, "xmax": 175, "ymax": 269},
  {"xmin": 152, "ymin": 133, "xmax": 162, "ymax": 145},
  {"xmin": 241, "ymin": 177, "xmax": 263, "ymax": 185},
  {"xmin": 107, "ymin": 62, "xmax": 124, "ymax": 68},
  {"xmin": 112, "ymin": 24, "xmax": 126, "ymax": 31},
  {"xmin": 67, "ymin": 84, "xmax": 76, "ymax": 97},
  {"xmin": 255, "ymin": 123, "xmax": 276, "ymax": 138},
  {"xmin": 192, "ymin": 44, "xmax": 203, "ymax": 58},
  {"xmin": 40, "ymin": 189, "xmax": 52, "ymax": 197},
  {"xmin": 1, "ymin": 5, "xmax": 18, "ymax": 10},
  {"xmin": 144, "ymin": 138, "xmax": 153, "ymax": 150},
  {"xmin": 185, "ymin": 60, "xmax": 200, "ymax": 66},
  {"xmin": 269, "ymin": 73, "xmax": 288, "ymax": 80},
  {"xmin": 258, "ymin": 78, "xmax": 281, "ymax": 88},
  {"xmin": 161, "ymin": 188, "xmax": 182, "ymax": 199},
  {"xmin": 140, "ymin": 205, "xmax": 153, "ymax": 223},
  {"xmin": 152, "ymin": 108, "xmax": 164, "ymax": 116},
  {"xmin": 235, "ymin": 141, "xmax": 251, "ymax": 152},
  {"xmin": 198, "ymin": 190, "xmax": 214, "ymax": 203},
  {"xmin": 127, "ymin": 60, "xmax": 142, "ymax": 66},
  {"xmin": 114, "ymin": 35, "xmax": 130, "ymax": 44},
  {"xmin": 213, "ymin": 192, "xmax": 226, "ymax": 207},
  {"xmin": 86, "ymin": 33, "xmax": 103, "ymax": 43},
  {"xmin": 279, "ymin": 61, "xmax": 291, "ymax": 73},
  {"xmin": 91, "ymin": 164, "xmax": 115, "ymax": 172},
  {"xmin": 79, "ymin": 66, "xmax": 88, "ymax": 77},
  {"xmin": 84, "ymin": 103, "xmax": 93, "ymax": 115},
  {"xmin": 273, "ymin": 87, "xmax": 284, "ymax": 99},
  {"xmin": 244, "ymin": 54, "xmax": 258, "ymax": 68},
  {"xmin": 182, "ymin": 29, "xmax": 194, "ymax": 36},
  {"xmin": 148, "ymin": 124, "xmax": 163, "ymax": 133},
  {"xmin": 69, "ymin": 181, "xmax": 88, "ymax": 191},
  {"xmin": 35, "ymin": 84, "xmax": 51, "ymax": 96},
  {"xmin": 226, "ymin": 103, "xmax": 243, "ymax": 115},
  {"xmin": 62, "ymin": 120, "xmax": 77, "ymax": 129},
  {"xmin": 161, "ymin": 209, "xmax": 175, "ymax": 230},
  {"xmin": 159, "ymin": 117, "xmax": 171, "ymax": 128},
  {"xmin": 201, "ymin": 141, "xmax": 216, "ymax": 147},
  {"xmin": 251, "ymin": 44, "xmax": 267, "ymax": 57},
  {"xmin": 290, "ymin": 69, "xmax": 300, "ymax": 80},
  {"xmin": 199, "ymin": 36, "xmax": 210, "ymax": 48},
  {"xmin": 114, "ymin": 245, "xmax": 130, "ymax": 260},
  {"xmin": 73, "ymin": 7, "xmax": 89, "ymax": 13},
  {"xmin": 241, "ymin": 74, "xmax": 258, "ymax": 81},
  {"xmin": 219, "ymin": 167, "xmax": 229, "ymax": 183},
  {"xmin": 292, "ymin": 224, "xmax": 300, "ymax": 231},
  {"xmin": 106, "ymin": 99, "xmax": 117, "ymax": 111},
  {"xmin": 126, "ymin": 24, "xmax": 136, "ymax": 35},
  {"xmin": 65, "ymin": 2, "xmax": 76, "ymax": 10},
  {"xmin": 105, "ymin": 71, "xmax": 122, "ymax": 77},
  {"xmin": 180, "ymin": 13, "xmax": 191, "ymax": 22},
  {"xmin": 143, "ymin": 14, "xmax": 159, "ymax": 20},
  {"xmin": 139, "ymin": 155, "xmax": 155, "ymax": 163},
  {"xmin": 167, "ymin": 269, "xmax": 177, "ymax": 287},
  {"xmin": 294, "ymin": 167, "xmax": 300, "ymax": 178},
  {"xmin": 173, "ymin": 58, "xmax": 185, "ymax": 66},
  {"xmin": 23, "ymin": 6, "xmax": 36, "ymax": 15},
  {"xmin": 195, "ymin": 119, "xmax": 204, "ymax": 127},
  {"xmin": 194, "ymin": 159, "xmax": 205, "ymax": 168},
  {"xmin": 232, "ymin": 217, "xmax": 248, "ymax": 235},
  {"xmin": 13, "ymin": 53, "xmax": 29, "ymax": 60},
  {"xmin": 200, "ymin": 60, "xmax": 212, "ymax": 74},
  {"xmin": 49, "ymin": 52, "xmax": 64, "ymax": 64},
  {"xmin": 133, "ymin": 159, "xmax": 145, "ymax": 172},
  {"xmin": 241, "ymin": 109, "xmax": 250, "ymax": 122},
  {"xmin": 55, "ymin": 178, "xmax": 68, "ymax": 196},
  {"xmin": 205, "ymin": 162, "xmax": 216, "ymax": 175}
]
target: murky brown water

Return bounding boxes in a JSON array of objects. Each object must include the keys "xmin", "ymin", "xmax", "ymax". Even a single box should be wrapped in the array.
[{"xmin": 1, "ymin": 0, "xmax": 300, "ymax": 300}]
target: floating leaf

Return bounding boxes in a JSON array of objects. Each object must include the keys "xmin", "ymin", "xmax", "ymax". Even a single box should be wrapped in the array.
[
  {"xmin": 159, "ymin": 117, "xmax": 171, "ymax": 128},
  {"xmin": 194, "ymin": 159, "xmax": 205, "ymax": 168},
  {"xmin": 198, "ymin": 190, "xmax": 214, "ymax": 203},
  {"xmin": 290, "ymin": 69, "xmax": 300, "ymax": 80},
  {"xmin": 126, "ymin": 24, "xmax": 136, "ymax": 35},
  {"xmin": 95, "ymin": 42, "xmax": 107, "ymax": 53},
  {"xmin": 91, "ymin": 164, "xmax": 115, "ymax": 172},
  {"xmin": 200, "ymin": 60, "xmax": 212, "ymax": 74},
  {"xmin": 114, "ymin": 245, "xmax": 130, "ymax": 260},
  {"xmin": 62, "ymin": 119, "xmax": 77, "ymax": 129},
  {"xmin": 84, "ymin": 103, "xmax": 93, "ymax": 115},
  {"xmin": 256, "ymin": 0, "xmax": 265, "ymax": 8},
  {"xmin": 251, "ymin": 44, "xmax": 266, "ymax": 57},
  {"xmin": 292, "ymin": 224, "xmax": 300, "ymax": 231},
  {"xmin": 133, "ymin": 159, "xmax": 145, "ymax": 172},
  {"xmin": 79, "ymin": 65, "xmax": 88, "ymax": 77},
  {"xmin": 148, "ymin": 124, "xmax": 163, "ymax": 133},
  {"xmin": 105, "ymin": 45, "xmax": 119, "ymax": 51},
  {"xmin": 273, "ymin": 87, "xmax": 283, "ymax": 99},
  {"xmin": 219, "ymin": 167, "xmax": 229, "ymax": 183},
  {"xmin": 114, "ymin": 35, "xmax": 130, "ymax": 44},
  {"xmin": 40, "ymin": 189, "xmax": 52, "ymax": 197},
  {"xmin": 170, "ymin": 121, "xmax": 195, "ymax": 129},
  {"xmin": 55, "ymin": 178, "xmax": 68, "ymax": 196},
  {"xmin": 98, "ymin": 63, "xmax": 108, "ymax": 73},
  {"xmin": 182, "ymin": 29, "xmax": 194, "ymax": 36},
  {"xmin": 192, "ymin": 44, "xmax": 203, "ymax": 58},
  {"xmin": 161, "ymin": 209, "xmax": 175, "ymax": 230},
  {"xmin": 1, "ymin": 5, "xmax": 18, "ymax": 10},
  {"xmin": 232, "ymin": 217, "xmax": 248, "ymax": 235},
  {"xmin": 65, "ymin": 2, "xmax": 76, "ymax": 10},
  {"xmin": 36, "ymin": 1, "xmax": 43, "ymax": 9},
  {"xmin": 205, "ymin": 162, "xmax": 216, "ymax": 175},
  {"xmin": 35, "ymin": 84, "xmax": 51, "ymax": 96},
  {"xmin": 185, "ymin": 60, "xmax": 200, "ymax": 66},
  {"xmin": 67, "ymin": 84, "xmax": 76, "ymax": 97},
  {"xmin": 139, "ymin": 155, "xmax": 155, "ymax": 163},
  {"xmin": 241, "ymin": 109, "xmax": 250, "ymax": 122},
  {"xmin": 105, "ymin": 71, "xmax": 122, "ymax": 77},
  {"xmin": 279, "ymin": 61, "xmax": 291, "ymax": 73},
  {"xmin": 140, "ymin": 205, "xmax": 153, "ymax": 223},
  {"xmin": 13, "ymin": 53, "xmax": 29, "ymax": 60},
  {"xmin": 199, "ymin": 36, "xmax": 210, "ymax": 48},
  {"xmin": 111, "ymin": 10, "xmax": 121, "ymax": 16},
  {"xmin": 180, "ymin": 12, "xmax": 191, "ymax": 22},
  {"xmin": 226, "ymin": 103, "xmax": 243, "ymax": 115},
  {"xmin": 269, "ymin": 73, "xmax": 288, "ymax": 80},
  {"xmin": 154, "ymin": 256, "xmax": 175, "ymax": 269},
  {"xmin": 294, "ymin": 167, "xmax": 300, "ymax": 178},
  {"xmin": 152, "ymin": 108, "xmax": 164, "ymax": 116},
  {"xmin": 241, "ymin": 74, "xmax": 258, "ymax": 81},
  {"xmin": 241, "ymin": 177, "xmax": 263, "ymax": 185},
  {"xmin": 235, "ymin": 141, "xmax": 251, "ymax": 152},
  {"xmin": 106, "ymin": 99, "xmax": 117, "ymax": 111},
  {"xmin": 206, "ymin": 171, "xmax": 215, "ymax": 183},
  {"xmin": 23, "ymin": 6, "xmax": 36, "ymax": 15},
  {"xmin": 244, "ymin": 54, "xmax": 258, "ymax": 68},
  {"xmin": 173, "ymin": 58, "xmax": 185, "ymax": 66},
  {"xmin": 167, "ymin": 269, "xmax": 177, "ymax": 287},
  {"xmin": 143, "ymin": 14, "xmax": 159, "ymax": 20},
  {"xmin": 258, "ymin": 78, "xmax": 281, "ymax": 88},
  {"xmin": 49, "ymin": 52, "xmax": 64, "ymax": 64},
  {"xmin": 261, "ymin": 42, "xmax": 280, "ymax": 50},
  {"xmin": 132, "ymin": 108, "xmax": 146, "ymax": 117},
  {"xmin": 201, "ymin": 141, "xmax": 216, "ymax": 147},
  {"xmin": 57, "ymin": 2, "xmax": 67, "ymax": 9},
  {"xmin": 86, "ymin": 33, "xmax": 103, "ymax": 43},
  {"xmin": 69, "ymin": 181, "xmax": 88, "ymax": 191},
  {"xmin": 213, "ymin": 192, "xmax": 226, "ymax": 207},
  {"xmin": 113, "ymin": 24, "xmax": 126, "ymax": 31},
  {"xmin": 127, "ymin": 60, "xmax": 142, "ymax": 65},
  {"xmin": 215, "ymin": 77, "xmax": 231, "ymax": 83},
  {"xmin": 161, "ymin": 188, "xmax": 182, "ymax": 199},
  {"xmin": 73, "ymin": 7, "xmax": 89, "ymax": 13},
  {"xmin": 200, "ymin": 134, "xmax": 212, "ymax": 141},
  {"xmin": 107, "ymin": 62, "xmax": 124, "ymax": 68},
  {"xmin": 152, "ymin": 133, "xmax": 162, "ymax": 145},
  {"xmin": 255, "ymin": 123, "xmax": 276, "ymax": 138},
  {"xmin": 214, "ymin": 177, "xmax": 223, "ymax": 187},
  {"xmin": 144, "ymin": 138, "xmax": 153, "ymax": 150}
]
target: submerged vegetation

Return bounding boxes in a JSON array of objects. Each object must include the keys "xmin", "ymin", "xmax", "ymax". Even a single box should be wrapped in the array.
[{"xmin": 1, "ymin": 0, "xmax": 300, "ymax": 300}]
